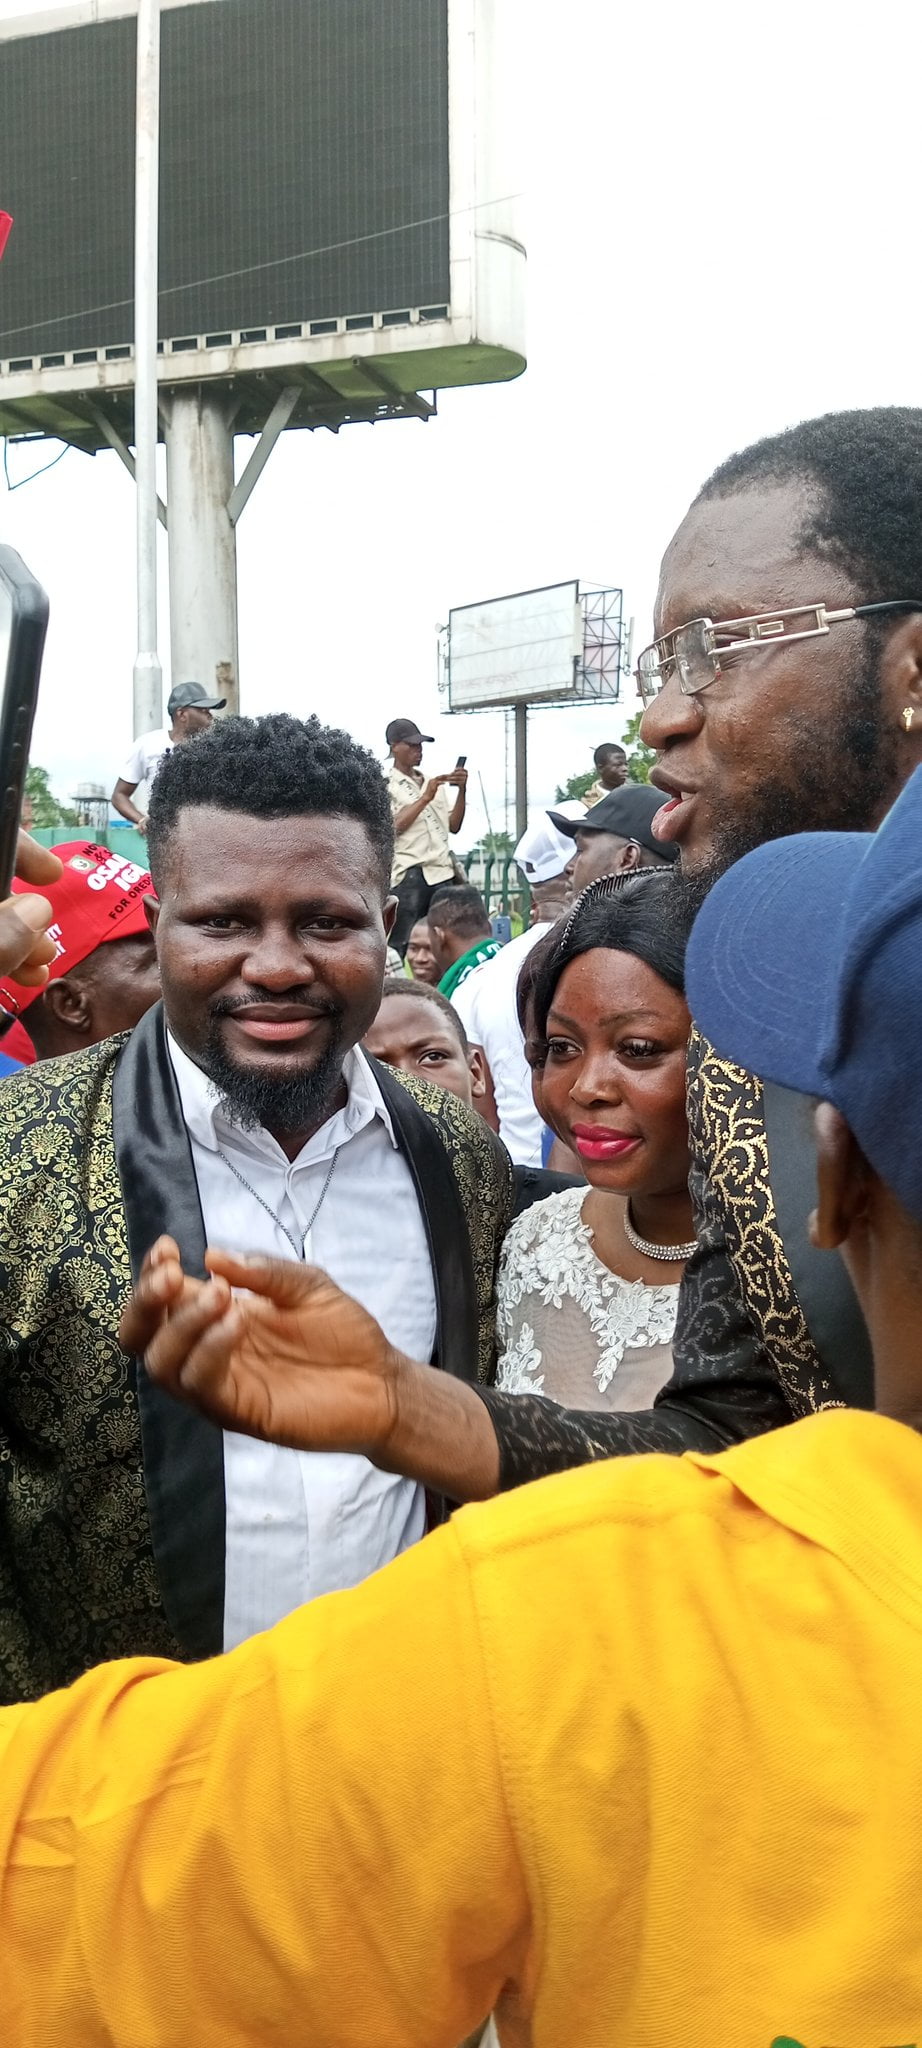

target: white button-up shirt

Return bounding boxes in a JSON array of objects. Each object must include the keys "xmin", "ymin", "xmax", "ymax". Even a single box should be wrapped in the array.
[{"xmin": 167, "ymin": 1035, "xmax": 437, "ymax": 1650}]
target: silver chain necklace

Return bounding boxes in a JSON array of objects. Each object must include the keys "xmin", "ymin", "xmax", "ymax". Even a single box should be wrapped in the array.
[
  {"xmin": 216, "ymin": 1143, "xmax": 340, "ymax": 1262},
  {"xmin": 624, "ymin": 1201, "xmax": 697, "ymax": 1264}
]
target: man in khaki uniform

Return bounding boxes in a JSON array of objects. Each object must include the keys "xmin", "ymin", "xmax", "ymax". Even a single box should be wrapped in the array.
[{"xmin": 385, "ymin": 718, "xmax": 467, "ymax": 956}]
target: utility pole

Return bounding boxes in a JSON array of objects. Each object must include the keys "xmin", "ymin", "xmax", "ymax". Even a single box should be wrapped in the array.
[
  {"xmin": 132, "ymin": 0, "xmax": 162, "ymax": 739},
  {"xmin": 514, "ymin": 701, "xmax": 528, "ymax": 840}
]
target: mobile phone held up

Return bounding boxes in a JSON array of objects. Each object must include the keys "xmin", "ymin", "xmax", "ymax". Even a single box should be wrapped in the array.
[
  {"xmin": 455, "ymin": 755, "xmax": 467, "ymax": 769},
  {"xmin": 0, "ymin": 548, "xmax": 49, "ymax": 900}
]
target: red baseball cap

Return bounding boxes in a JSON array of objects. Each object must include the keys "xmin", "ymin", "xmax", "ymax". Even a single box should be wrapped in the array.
[{"xmin": 0, "ymin": 841, "xmax": 155, "ymax": 1019}]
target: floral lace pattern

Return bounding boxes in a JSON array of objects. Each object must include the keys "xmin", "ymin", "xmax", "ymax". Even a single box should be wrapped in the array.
[{"xmin": 496, "ymin": 1187, "xmax": 679, "ymax": 1402}]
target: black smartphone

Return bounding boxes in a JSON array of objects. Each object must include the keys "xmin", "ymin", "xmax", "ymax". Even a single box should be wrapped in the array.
[
  {"xmin": 455, "ymin": 754, "xmax": 467, "ymax": 769},
  {"xmin": 0, "ymin": 547, "xmax": 49, "ymax": 900}
]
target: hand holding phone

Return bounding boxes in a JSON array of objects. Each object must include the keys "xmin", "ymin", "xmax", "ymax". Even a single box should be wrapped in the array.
[
  {"xmin": 0, "ymin": 548, "xmax": 49, "ymax": 901},
  {"xmin": 0, "ymin": 832, "xmax": 63, "ymax": 983}
]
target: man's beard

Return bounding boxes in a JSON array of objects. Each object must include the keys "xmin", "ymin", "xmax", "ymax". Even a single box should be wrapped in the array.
[
  {"xmin": 200, "ymin": 999, "xmax": 349, "ymax": 1138},
  {"xmin": 672, "ymin": 653, "xmax": 901, "ymax": 922}
]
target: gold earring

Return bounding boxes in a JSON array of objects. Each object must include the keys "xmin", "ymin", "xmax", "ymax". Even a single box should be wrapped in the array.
[{"xmin": 902, "ymin": 707, "xmax": 915, "ymax": 732}]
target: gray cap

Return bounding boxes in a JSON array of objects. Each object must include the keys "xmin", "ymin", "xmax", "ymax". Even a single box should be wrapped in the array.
[{"xmin": 168, "ymin": 680, "xmax": 226, "ymax": 715}]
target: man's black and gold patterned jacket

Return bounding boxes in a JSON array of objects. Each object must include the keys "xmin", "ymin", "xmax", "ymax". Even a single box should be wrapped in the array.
[
  {"xmin": 0, "ymin": 1004, "xmax": 515, "ymax": 1703},
  {"xmin": 478, "ymin": 1029, "xmax": 875, "ymax": 1487}
]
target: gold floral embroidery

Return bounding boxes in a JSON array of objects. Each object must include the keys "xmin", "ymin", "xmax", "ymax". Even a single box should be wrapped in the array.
[
  {"xmin": 389, "ymin": 1069, "xmax": 516, "ymax": 1382},
  {"xmin": 687, "ymin": 1028, "xmax": 835, "ymax": 1414},
  {"xmin": 0, "ymin": 1041, "xmax": 514, "ymax": 1702}
]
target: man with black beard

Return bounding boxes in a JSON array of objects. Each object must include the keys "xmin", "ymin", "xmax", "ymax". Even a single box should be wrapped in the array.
[
  {"xmin": 126, "ymin": 407, "xmax": 922, "ymax": 1500},
  {"xmin": 0, "ymin": 714, "xmax": 515, "ymax": 1703}
]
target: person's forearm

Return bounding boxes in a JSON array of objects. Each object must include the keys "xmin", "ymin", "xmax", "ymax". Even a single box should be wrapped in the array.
[
  {"xmin": 476, "ymin": 1386, "xmax": 732, "ymax": 1490},
  {"xmin": 393, "ymin": 795, "xmax": 431, "ymax": 834},
  {"xmin": 111, "ymin": 783, "xmax": 146, "ymax": 828},
  {"xmin": 375, "ymin": 1356, "xmax": 501, "ymax": 1501},
  {"xmin": 448, "ymin": 792, "xmax": 466, "ymax": 833}
]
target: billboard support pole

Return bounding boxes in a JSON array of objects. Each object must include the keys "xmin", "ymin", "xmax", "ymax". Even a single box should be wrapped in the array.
[
  {"xmin": 132, "ymin": 0, "xmax": 162, "ymax": 741},
  {"xmin": 514, "ymin": 702, "xmax": 528, "ymax": 840},
  {"xmin": 162, "ymin": 388, "xmax": 240, "ymax": 715}
]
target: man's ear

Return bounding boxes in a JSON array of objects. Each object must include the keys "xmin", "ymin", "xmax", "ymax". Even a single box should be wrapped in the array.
[
  {"xmin": 143, "ymin": 892, "xmax": 160, "ymax": 937},
  {"xmin": 468, "ymin": 1046, "xmax": 488, "ymax": 1100},
  {"xmin": 809, "ymin": 1101, "xmax": 869, "ymax": 1250},
  {"xmin": 618, "ymin": 840, "xmax": 642, "ymax": 872},
  {"xmin": 383, "ymin": 893, "xmax": 398, "ymax": 939},
  {"xmin": 44, "ymin": 973, "xmax": 93, "ymax": 1038}
]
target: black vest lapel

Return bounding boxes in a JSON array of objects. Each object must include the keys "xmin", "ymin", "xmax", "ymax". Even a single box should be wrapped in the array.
[
  {"xmin": 112, "ymin": 1004, "xmax": 226, "ymax": 1659},
  {"xmin": 368, "ymin": 1058, "xmax": 480, "ymax": 1384},
  {"xmin": 762, "ymin": 1080, "xmax": 873, "ymax": 1408}
]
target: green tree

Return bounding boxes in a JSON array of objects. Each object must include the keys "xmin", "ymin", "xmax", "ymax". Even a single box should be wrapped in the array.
[
  {"xmin": 481, "ymin": 830, "xmax": 513, "ymax": 857},
  {"xmin": 621, "ymin": 712, "xmax": 656, "ymax": 785},
  {"xmin": 554, "ymin": 768, "xmax": 596, "ymax": 804},
  {"xmin": 25, "ymin": 763, "xmax": 79, "ymax": 827}
]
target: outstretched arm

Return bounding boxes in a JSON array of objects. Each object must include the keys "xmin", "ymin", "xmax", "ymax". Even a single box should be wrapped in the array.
[{"xmin": 120, "ymin": 1240, "xmax": 502, "ymax": 1499}]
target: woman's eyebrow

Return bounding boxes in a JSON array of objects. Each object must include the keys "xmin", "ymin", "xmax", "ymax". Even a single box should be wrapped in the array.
[{"xmin": 547, "ymin": 1006, "xmax": 663, "ymax": 1031}]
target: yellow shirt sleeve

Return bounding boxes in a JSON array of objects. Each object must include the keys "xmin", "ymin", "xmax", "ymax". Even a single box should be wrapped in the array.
[{"xmin": 0, "ymin": 1521, "xmax": 529, "ymax": 2048}]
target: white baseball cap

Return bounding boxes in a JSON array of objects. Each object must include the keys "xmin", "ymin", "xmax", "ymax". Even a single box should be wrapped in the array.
[{"xmin": 514, "ymin": 810, "xmax": 580, "ymax": 885}]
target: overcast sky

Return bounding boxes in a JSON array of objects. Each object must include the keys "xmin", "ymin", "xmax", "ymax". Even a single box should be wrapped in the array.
[{"xmin": 1, "ymin": 0, "xmax": 919, "ymax": 846}]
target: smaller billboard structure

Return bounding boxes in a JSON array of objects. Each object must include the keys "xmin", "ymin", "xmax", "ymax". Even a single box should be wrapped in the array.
[{"xmin": 441, "ymin": 581, "xmax": 627, "ymax": 832}]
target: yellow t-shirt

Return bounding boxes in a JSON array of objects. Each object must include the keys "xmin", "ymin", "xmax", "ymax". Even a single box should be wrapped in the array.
[
  {"xmin": 3, "ymin": 1408, "xmax": 922, "ymax": 2046},
  {"xmin": 387, "ymin": 764, "xmax": 455, "ymax": 885}
]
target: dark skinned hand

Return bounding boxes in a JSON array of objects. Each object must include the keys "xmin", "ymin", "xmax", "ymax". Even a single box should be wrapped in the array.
[
  {"xmin": 119, "ymin": 1237, "xmax": 404, "ymax": 1457},
  {"xmin": 0, "ymin": 833, "xmax": 64, "ymax": 984}
]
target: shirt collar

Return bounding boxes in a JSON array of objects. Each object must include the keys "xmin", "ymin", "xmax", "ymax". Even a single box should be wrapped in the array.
[{"xmin": 166, "ymin": 1031, "xmax": 398, "ymax": 1162}]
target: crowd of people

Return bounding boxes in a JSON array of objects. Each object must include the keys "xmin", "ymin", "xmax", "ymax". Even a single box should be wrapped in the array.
[{"xmin": 1, "ymin": 403, "xmax": 922, "ymax": 2043}]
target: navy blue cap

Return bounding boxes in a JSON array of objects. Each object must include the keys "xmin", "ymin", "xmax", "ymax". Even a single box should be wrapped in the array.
[{"xmin": 685, "ymin": 766, "xmax": 922, "ymax": 1223}]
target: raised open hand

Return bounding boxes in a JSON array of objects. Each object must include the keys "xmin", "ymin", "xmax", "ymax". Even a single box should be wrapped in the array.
[{"xmin": 122, "ymin": 1241, "xmax": 403, "ymax": 1457}]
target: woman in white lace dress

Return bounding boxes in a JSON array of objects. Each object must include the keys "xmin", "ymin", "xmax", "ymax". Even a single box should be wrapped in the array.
[{"xmin": 495, "ymin": 870, "xmax": 696, "ymax": 1413}]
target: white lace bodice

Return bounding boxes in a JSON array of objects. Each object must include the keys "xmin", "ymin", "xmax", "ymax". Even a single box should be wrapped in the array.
[{"xmin": 495, "ymin": 1186, "xmax": 679, "ymax": 1412}]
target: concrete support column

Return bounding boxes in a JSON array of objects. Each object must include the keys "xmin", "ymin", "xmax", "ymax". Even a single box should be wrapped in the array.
[{"xmin": 163, "ymin": 387, "xmax": 239, "ymax": 713}]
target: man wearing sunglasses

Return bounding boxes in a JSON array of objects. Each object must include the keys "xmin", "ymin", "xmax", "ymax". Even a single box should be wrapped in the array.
[{"xmin": 124, "ymin": 406, "xmax": 922, "ymax": 1499}]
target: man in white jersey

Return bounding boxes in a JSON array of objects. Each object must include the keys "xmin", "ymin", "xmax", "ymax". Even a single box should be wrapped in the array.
[{"xmin": 111, "ymin": 680, "xmax": 225, "ymax": 833}]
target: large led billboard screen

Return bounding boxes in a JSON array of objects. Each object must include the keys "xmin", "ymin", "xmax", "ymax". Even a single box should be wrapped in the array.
[
  {"xmin": 0, "ymin": 0, "xmax": 450, "ymax": 359},
  {"xmin": 0, "ymin": 0, "xmax": 524, "ymax": 446}
]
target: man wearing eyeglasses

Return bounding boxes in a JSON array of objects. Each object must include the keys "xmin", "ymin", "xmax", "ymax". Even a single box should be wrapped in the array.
[
  {"xmin": 464, "ymin": 405, "xmax": 922, "ymax": 1484},
  {"xmin": 124, "ymin": 406, "xmax": 922, "ymax": 1501},
  {"xmin": 605, "ymin": 408, "xmax": 922, "ymax": 1462}
]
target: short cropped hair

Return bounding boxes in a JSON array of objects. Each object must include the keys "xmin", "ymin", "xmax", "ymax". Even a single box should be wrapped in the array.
[
  {"xmin": 378, "ymin": 975, "xmax": 469, "ymax": 1054},
  {"xmin": 147, "ymin": 712, "xmax": 394, "ymax": 889},
  {"xmin": 427, "ymin": 885, "xmax": 492, "ymax": 939},
  {"xmin": 593, "ymin": 742, "xmax": 626, "ymax": 768},
  {"xmin": 698, "ymin": 406, "xmax": 922, "ymax": 597}
]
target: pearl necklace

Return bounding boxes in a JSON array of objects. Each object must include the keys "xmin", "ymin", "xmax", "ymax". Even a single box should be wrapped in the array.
[{"xmin": 624, "ymin": 1201, "xmax": 696, "ymax": 1264}]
